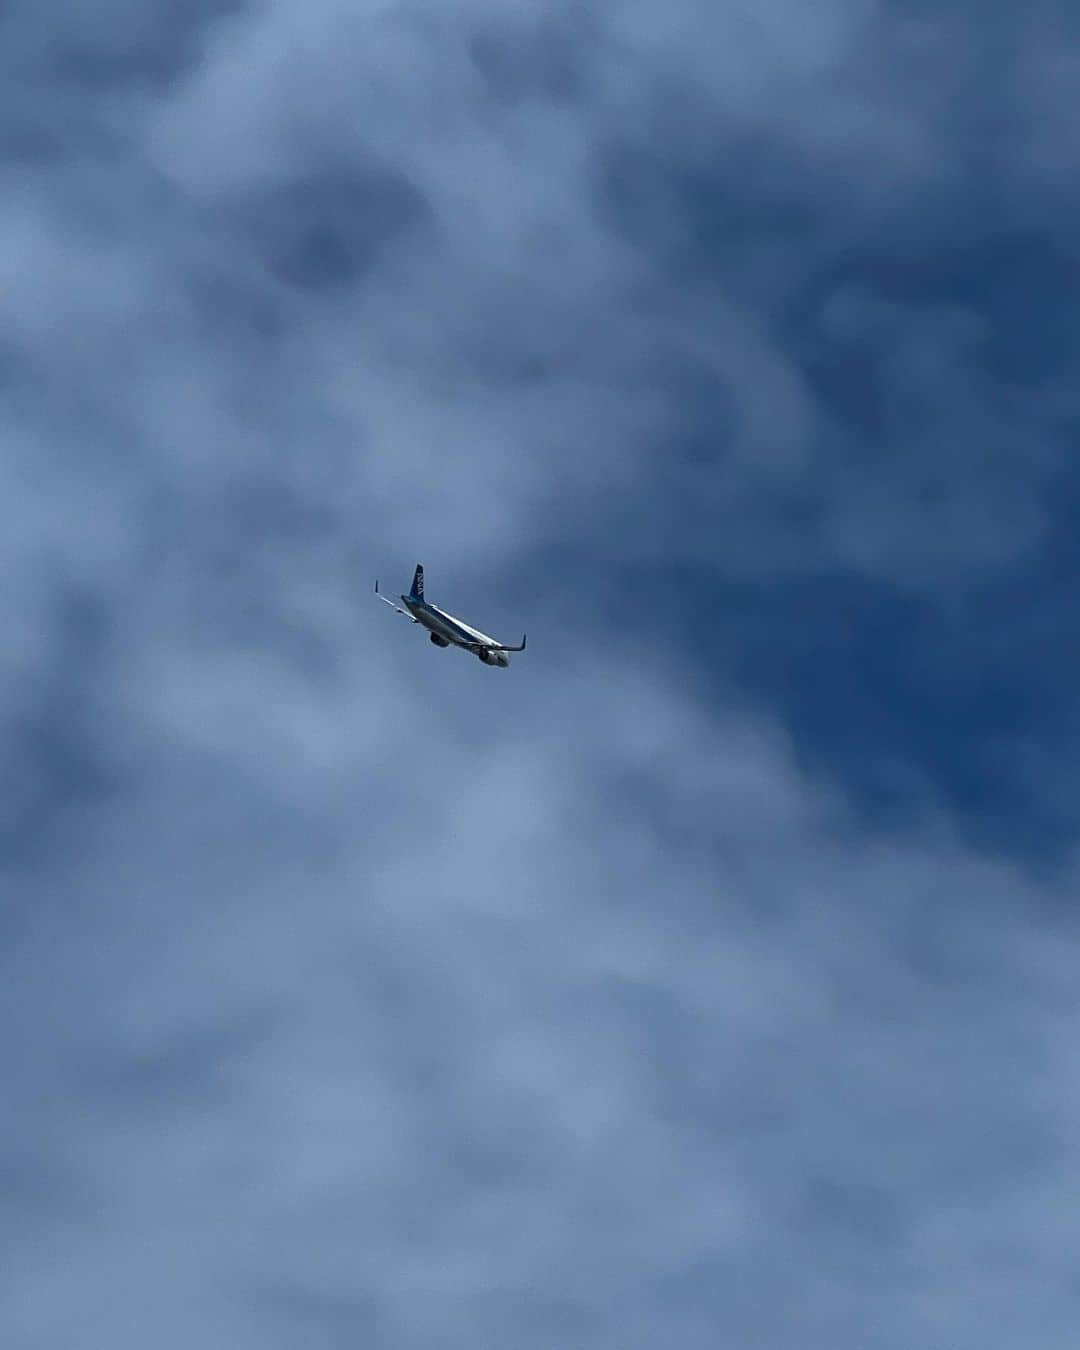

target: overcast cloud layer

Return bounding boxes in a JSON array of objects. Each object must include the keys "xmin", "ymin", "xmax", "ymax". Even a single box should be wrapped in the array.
[{"xmin": 3, "ymin": 2, "xmax": 1080, "ymax": 1347}]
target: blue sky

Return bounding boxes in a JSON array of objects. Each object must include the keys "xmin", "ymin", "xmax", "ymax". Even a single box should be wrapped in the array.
[{"xmin": 3, "ymin": 2, "xmax": 1079, "ymax": 1347}]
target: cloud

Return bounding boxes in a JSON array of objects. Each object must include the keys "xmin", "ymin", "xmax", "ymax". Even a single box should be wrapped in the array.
[
  {"xmin": 3, "ymin": 1, "xmax": 1080, "ymax": 1347},
  {"xmin": 4, "ymin": 647, "xmax": 1079, "ymax": 1348}
]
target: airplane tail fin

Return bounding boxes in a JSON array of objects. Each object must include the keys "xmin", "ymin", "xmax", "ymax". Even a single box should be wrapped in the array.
[{"xmin": 409, "ymin": 564, "xmax": 425, "ymax": 602}]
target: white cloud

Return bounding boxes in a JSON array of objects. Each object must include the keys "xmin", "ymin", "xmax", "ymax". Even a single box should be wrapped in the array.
[{"xmin": 5, "ymin": 610, "xmax": 1079, "ymax": 1347}]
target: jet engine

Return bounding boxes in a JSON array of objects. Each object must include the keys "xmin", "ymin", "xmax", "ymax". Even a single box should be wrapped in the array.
[
  {"xmin": 478, "ymin": 648, "xmax": 509, "ymax": 667},
  {"xmin": 429, "ymin": 633, "xmax": 450, "ymax": 647}
]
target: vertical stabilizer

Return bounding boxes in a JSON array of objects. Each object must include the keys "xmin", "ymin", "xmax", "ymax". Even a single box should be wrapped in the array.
[{"xmin": 410, "ymin": 564, "xmax": 425, "ymax": 602}]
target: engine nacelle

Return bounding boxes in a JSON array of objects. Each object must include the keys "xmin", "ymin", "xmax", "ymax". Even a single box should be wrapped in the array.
[
  {"xmin": 429, "ymin": 633, "xmax": 450, "ymax": 647},
  {"xmin": 478, "ymin": 648, "xmax": 509, "ymax": 667}
]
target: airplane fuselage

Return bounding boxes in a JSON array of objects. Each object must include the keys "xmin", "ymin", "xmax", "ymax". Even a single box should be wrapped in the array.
[{"xmin": 402, "ymin": 595, "xmax": 511, "ymax": 664}]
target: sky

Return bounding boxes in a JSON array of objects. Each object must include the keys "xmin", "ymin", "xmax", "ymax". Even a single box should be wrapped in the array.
[{"xmin": 3, "ymin": 1, "xmax": 1080, "ymax": 1346}]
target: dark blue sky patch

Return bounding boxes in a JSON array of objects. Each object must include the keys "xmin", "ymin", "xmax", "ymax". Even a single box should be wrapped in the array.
[
  {"xmin": 574, "ymin": 36, "xmax": 1080, "ymax": 868},
  {"xmin": 598, "ymin": 561, "xmax": 1072, "ymax": 863},
  {"xmin": 236, "ymin": 167, "xmax": 432, "ymax": 293},
  {"xmin": 0, "ymin": 586, "xmax": 131, "ymax": 873},
  {"xmin": 796, "ymin": 1175, "xmax": 907, "ymax": 1251},
  {"xmin": 2, "ymin": 0, "xmax": 246, "ymax": 90},
  {"xmin": 467, "ymin": 7, "xmax": 601, "ymax": 109}
]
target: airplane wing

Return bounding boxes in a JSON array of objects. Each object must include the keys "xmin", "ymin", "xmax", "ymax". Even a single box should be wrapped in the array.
[
  {"xmin": 456, "ymin": 633, "xmax": 527, "ymax": 654},
  {"xmin": 374, "ymin": 580, "xmax": 417, "ymax": 621}
]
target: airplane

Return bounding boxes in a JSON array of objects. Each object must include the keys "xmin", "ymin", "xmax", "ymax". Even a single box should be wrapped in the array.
[{"xmin": 374, "ymin": 564, "xmax": 526, "ymax": 667}]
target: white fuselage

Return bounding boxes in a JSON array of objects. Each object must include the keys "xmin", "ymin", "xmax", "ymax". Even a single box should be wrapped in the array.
[{"xmin": 402, "ymin": 595, "xmax": 510, "ymax": 663}]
